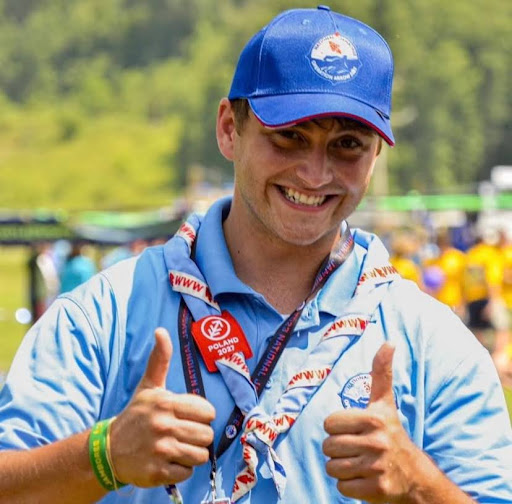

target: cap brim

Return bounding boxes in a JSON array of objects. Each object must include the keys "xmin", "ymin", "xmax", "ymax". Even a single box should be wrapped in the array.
[{"xmin": 248, "ymin": 93, "xmax": 394, "ymax": 146}]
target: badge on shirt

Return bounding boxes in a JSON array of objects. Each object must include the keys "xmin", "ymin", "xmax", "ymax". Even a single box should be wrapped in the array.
[
  {"xmin": 339, "ymin": 373, "xmax": 372, "ymax": 409},
  {"xmin": 191, "ymin": 311, "xmax": 252, "ymax": 372}
]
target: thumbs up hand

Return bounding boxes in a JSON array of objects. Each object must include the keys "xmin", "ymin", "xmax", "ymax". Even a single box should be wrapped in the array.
[
  {"xmin": 323, "ymin": 343, "xmax": 424, "ymax": 503},
  {"xmin": 108, "ymin": 328, "xmax": 215, "ymax": 488}
]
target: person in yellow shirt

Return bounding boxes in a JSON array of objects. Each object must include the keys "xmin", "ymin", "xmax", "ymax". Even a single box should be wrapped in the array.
[
  {"xmin": 389, "ymin": 231, "xmax": 423, "ymax": 288},
  {"xmin": 423, "ymin": 229, "xmax": 466, "ymax": 318},
  {"xmin": 463, "ymin": 230, "xmax": 508, "ymax": 360}
]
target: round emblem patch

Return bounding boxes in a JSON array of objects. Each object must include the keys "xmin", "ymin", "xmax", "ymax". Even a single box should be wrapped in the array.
[
  {"xmin": 339, "ymin": 373, "xmax": 372, "ymax": 409},
  {"xmin": 310, "ymin": 32, "xmax": 362, "ymax": 82},
  {"xmin": 200, "ymin": 315, "xmax": 231, "ymax": 341}
]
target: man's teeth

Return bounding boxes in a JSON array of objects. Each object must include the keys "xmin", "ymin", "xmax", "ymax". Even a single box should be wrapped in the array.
[{"xmin": 283, "ymin": 187, "xmax": 326, "ymax": 207}]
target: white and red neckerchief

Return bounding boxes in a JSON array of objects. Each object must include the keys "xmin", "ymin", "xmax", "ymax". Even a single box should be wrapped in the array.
[{"xmin": 230, "ymin": 263, "xmax": 398, "ymax": 501}]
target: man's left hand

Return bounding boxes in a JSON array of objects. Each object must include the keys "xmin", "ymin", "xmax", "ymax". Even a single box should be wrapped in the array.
[{"xmin": 323, "ymin": 342, "xmax": 422, "ymax": 503}]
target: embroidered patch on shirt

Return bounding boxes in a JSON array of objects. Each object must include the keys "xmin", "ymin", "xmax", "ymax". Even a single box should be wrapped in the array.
[{"xmin": 339, "ymin": 373, "xmax": 372, "ymax": 409}]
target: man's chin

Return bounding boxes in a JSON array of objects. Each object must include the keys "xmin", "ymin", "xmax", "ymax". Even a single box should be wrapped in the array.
[{"xmin": 272, "ymin": 226, "xmax": 339, "ymax": 249}]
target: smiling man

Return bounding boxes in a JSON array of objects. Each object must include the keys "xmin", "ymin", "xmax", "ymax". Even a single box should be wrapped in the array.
[{"xmin": 0, "ymin": 5, "xmax": 511, "ymax": 504}]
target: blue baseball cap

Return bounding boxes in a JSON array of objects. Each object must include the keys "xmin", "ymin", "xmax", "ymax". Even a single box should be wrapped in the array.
[{"xmin": 228, "ymin": 5, "xmax": 395, "ymax": 145}]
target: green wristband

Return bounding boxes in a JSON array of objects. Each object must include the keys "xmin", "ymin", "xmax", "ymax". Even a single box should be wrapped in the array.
[{"xmin": 89, "ymin": 419, "xmax": 125, "ymax": 491}]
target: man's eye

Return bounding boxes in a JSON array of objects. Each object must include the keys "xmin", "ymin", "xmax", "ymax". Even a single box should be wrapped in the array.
[
  {"xmin": 277, "ymin": 130, "xmax": 301, "ymax": 141},
  {"xmin": 335, "ymin": 137, "xmax": 362, "ymax": 149}
]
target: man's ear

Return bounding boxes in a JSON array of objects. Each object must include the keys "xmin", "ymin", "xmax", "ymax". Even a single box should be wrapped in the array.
[{"xmin": 216, "ymin": 98, "xmax": 237, "ymax": 161}]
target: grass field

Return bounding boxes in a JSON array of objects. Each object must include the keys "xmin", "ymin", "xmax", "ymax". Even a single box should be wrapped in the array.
[
  {"xmin": 0, "ymin": 247, "xmax": 30, "ymax": 374},
  {"xmin": 0, "ymin": 246, "xmax": 511, "ymax": 422}
]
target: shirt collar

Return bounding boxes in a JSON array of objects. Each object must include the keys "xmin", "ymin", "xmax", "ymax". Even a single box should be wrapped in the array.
[
  {"xmin": 195, "ymin": 196, "xmax": 255, "ymax": 298},
  {"xmin": 316, "ymin": 228, "xmax": 387, "ymax": 316},
  {"xmin": 315, "ymin": 241, "xmax": 361, "ymax": 316}
]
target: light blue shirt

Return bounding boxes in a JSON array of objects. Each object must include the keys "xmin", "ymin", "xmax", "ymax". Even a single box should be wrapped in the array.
[{"xmin": 1, "ymin": 197, "xmax": 511, "ymax": 503}]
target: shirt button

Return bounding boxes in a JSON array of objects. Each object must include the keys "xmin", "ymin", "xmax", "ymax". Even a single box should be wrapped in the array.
[{"xmin": 265, "ymin": 378, "xmax": 274, "ymax": 389}]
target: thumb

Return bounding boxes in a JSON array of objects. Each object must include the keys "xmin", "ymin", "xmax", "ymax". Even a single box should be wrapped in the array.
[
  {"xmin": 139, "ymin": 327, "xmax": 173, "ymax": 389},
  {"xmin": 369, "ymin": 342, "xmax": 395, "ymax": 404}
]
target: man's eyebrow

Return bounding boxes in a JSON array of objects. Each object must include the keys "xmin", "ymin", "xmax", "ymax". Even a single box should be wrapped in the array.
[
  {"xmin": 343, "ymin": 126, "xmax": 375, "ymax": 136},
  {"xmin": 289, "ymin": 118, "xmax": 376, "ymax": 135}
]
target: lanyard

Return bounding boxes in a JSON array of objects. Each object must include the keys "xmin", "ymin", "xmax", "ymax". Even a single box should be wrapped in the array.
[{"xmin": 175, "ymin": 226, "xmax": 354, "ymax": 467}]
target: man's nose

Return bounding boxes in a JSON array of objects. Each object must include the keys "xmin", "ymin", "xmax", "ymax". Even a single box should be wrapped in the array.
[{"xmin": 295, "ymin": 149, "xmax": 334, "ymax": 189}]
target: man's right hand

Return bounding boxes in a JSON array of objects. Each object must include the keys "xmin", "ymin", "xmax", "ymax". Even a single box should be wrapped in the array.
[{"xmin": 109, "ymin": 327, "xmax": 216, "ymax": 488}]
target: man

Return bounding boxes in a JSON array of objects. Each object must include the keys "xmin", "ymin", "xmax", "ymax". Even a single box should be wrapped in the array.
[{"xmin": 0, "ymin": 6, "xmax": 511, "ymax": 504}]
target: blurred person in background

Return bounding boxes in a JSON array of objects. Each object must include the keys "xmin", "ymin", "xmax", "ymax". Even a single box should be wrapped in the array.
[
  {"xmin": 423, "ymin": 228, "xmax": 466, "ymax": 318},
  {"xmin": 451, "ymin": 212, "xmax": 477, "ymax": 253},
  {"xmin": 494, "ymin": 229, "xmax": 512, "ymax": 384},
  {"xmin": 389, "ymin": 230, "xmax": 424, "ymax": 288},
  {"xmin": 59, "ymin": 241, "xmax": 97, "ymax": 294},
  {"xmin": 413, "ymin": 221, "xmax": 439, "ymax": 265},
  {"xmin": 462, "ymin": 229, "xmax": 509, "ymax": 368},
  {"xmin": 27, "ymin": 242, "xmax": 60, "ymax": 322},
  {"xmin": 0, "ymin": 6, "xmax": 511, "ymax": 504}
]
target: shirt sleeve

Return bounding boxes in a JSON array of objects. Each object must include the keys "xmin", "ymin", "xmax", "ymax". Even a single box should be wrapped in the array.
[
  {"xmin": 423, "ymin": 315, "xmax": 512, "ymax": 503},
  {"xmin": 0, "ymin": 274, "xmax": 115, "ymax": 450}
]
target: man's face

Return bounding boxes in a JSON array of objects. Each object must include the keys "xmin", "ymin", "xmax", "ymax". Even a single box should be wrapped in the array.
[{"xmin": 217, "ymin": 100, "xmax": 382, "ymax": 249}]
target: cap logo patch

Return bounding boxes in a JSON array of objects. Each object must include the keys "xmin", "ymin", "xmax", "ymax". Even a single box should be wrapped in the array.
[{"xmin": 310, "ymin": 32, "xmax": 362, "ymax": 83}]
